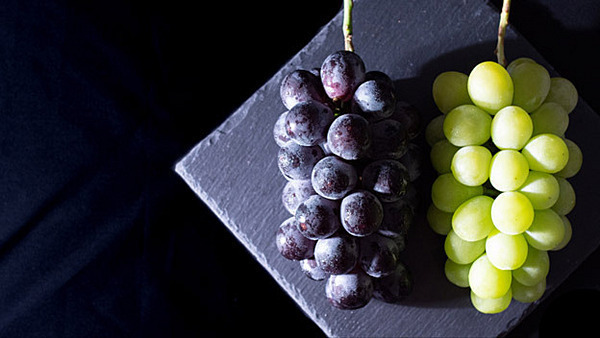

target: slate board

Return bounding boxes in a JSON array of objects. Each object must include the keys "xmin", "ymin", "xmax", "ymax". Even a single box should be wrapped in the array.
[{"xmin": 175, "ymin": 0, "xmax": 600, "ymax": 336}]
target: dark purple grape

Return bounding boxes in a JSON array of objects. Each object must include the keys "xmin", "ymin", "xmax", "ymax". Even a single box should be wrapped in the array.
[
  {"xmin": 325, "ymin": 268, "xmax": 373, "ymax": 310},
  {"xmin": 352, "ymin": 79, "xmax": 396, "ymax": 120},
  {"xmin": 320, "ymin": 50, "xmax": 366, "ymax": 102},
  {"xmin": 285, "ymin": 100, "xmax": 334, "ymax": 146},
  {"xmin": 390, "ymin": 101, "xmax": 421, "ymax": 140},
  {"xmin": 314, "ymin": 232, "xmax": 359, "ymax": 274},
  {"xmin": 372, "ymin": 262, "xmax": 412, "ymax": 303},
  {"xmin": 361, "ymin": 159, "xmax": 409, "ymax": 202},
  {"xmin": 340, "ymin": 190, "xmax": 383, "ymax": 237},
  {"xmin": 278, "ymin": 142, "xmax": 324, "ymax": 181},
  {"xmin": 365, "ymin": 70, "xmax": 394, "ymax": 89},
  {"xmin": 326, "ymin": 113, "xmax": 371, "ymax": 160},
  {"xmin": 368, "ymin": 118, "xmax": 408, "ymax": 160},
  {"xmin": 359, "ymin": 234, "xmax": 400, "ymax": 278},
  {"xmin": 280, "ymin": 70, "xmax": 329, "ymax": 110},
  {"xmin": 299, "ymin": 257, "xmax": 328, "ymax": 281},
  {"xmin": 295, "ymin": 195, "xmax": 340, "ymax": 240},
  {"xmin": 379, "ymin": 199, "xmax": 414, "ymax": 239},
  {"xmin": 273, "ymin": 111, "xmax": 293, "ymax": 147},
  {"xmin": 311, "ymin": 156, "xmax": 358, "ymax": 200},
  {"xmin": 398, "ymin": 143, "xmax": 423, "ymax": 182},
  {"xmin": 282, "ymin": 179, "xmax": 315, "ymax": 215},
  {"xmin": 276, "ymin": 217, "xmax": 316, "ymax": 261}
]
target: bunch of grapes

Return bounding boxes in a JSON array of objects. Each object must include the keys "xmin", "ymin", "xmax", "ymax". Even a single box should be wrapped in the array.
[
  {"xmin": 274, "ymin": 50, "xmax": 422, "ymax": 310},
  {"xmin": 426, "ymin": 57, "xmax": 583, "ymax": 314}
]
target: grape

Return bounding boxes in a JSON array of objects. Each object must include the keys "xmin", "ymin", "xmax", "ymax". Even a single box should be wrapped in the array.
[
  {"xmin": 517, "ymin": 171, "xmax": 559, "ymax": 210},
  {"xmin": 491, "ymin": 191, "xmax": 534, "ymax": 235},
  {"xmin": 552, "ymin": 215, "xmax": 572, "ymax": 251},
  {"xmin": 361, "ymin": 159, "xmax": 409, "ymax": 202},
  {"xmin": 320, "ymin": 50, "xmax": 366, "ymax": 102},
  {"xmin": 280, "ymin": 69, "xmax": 329, "ymax": 110},
  {"xmin": 556, "ymin": 138, "xmax": 583, "ymax": 178},
  {"xmin": 274, "ymin": 111, "xmax": 293, "ymax": 147},
  {"xmin": 509, "ymin": 61, "xmax": 551, "ymax": 112},
  {"xmin": 427, "ymin": 203, "xmax": 453, "ymax": 235},
  {"xmin": 276, "ymin": 217, "xmax": 316, "ymax": 261},
  {"xmin": 327, "ymin": 113, "xmax": 371, "ymax": 160},
  {"xmin": 432, "ymin": 71, "xmax": 473, "ymax": 114},
  {"xmin": 544, "ymin": 77, "xmax": 578, "ymax": 114},
  {"xmin": 300, "ymin": 258, "xmax": 328, "ymax": 281},
  {"xmin": 359, "ymin": 234, "xmax": 400, "ymax": 278},
  {"xmin": 443, "ymin": 104, "xmax": 492, "ymax": 147},
  {"xmin": 285, "ymin": 100, "xmax": 335, "ymax": 146},
  {"xmin": 372, "ymin": 262, "xmax": 412, "ymax": 303},
  {"xmin": 311, "ymin": 155, "xmax": 358, "ymax": 200},
  {"xmin": 506, "ymin": 57, "xmax": 537, "ymax": 74},
  {"xmin": 430, "ymin": 139, "xmax": 459, "ymax": 174},
  {"xmin": 314, "ymin": 232, "xmax": 359, "ymax": 274},
  {"xmin": 512, "ymin": 245, "xmax": 550, "ymax": 286},
  {"xmin": 295, "ymin": 195, "xmax": 341, "ymax": 240},
  {"xmin": 379, "ymin": 199, "xmax": 413, "ymax": 238},
  {"xmin": 489, "ymin": 149, "xmax": 530, "ymax": 192},
  {"xmin": 365, "ymin": 70, "xmax": 394, "ymax": 89},
  {"xmin": 470, "ymin": 289, "xmax": 512, "ymax": 314},
  {"xmin": 390, "ymin": 101, "xmax": 421, "ymax": 140},
  {"xmin": 486, "ymin": 229, "xmax": 528, "ymax": 270},
  {"xmin": 511, "ymin": 278, "xmax": 546, "ymax": 303},
  {"xmin": 490, "ymin": 105, "xmax": 533, "ymax": 150},
  {"xmin": 425, "ymin": 114, "xmax": 445, "ymax": 147},
  {"xmin": 340, "ymin": 190, "xmax": 384, "ymax": 237},
  {"xmin": 452, "ymin": 195, "xmax": 494, "ymax": 242},
  {"xmin": 444, "ymin": 259, "xmax": 471, "ymax": 288},
  {"xmin": 398, "ymin": 143, "xmax": 423, "ymax": 182},
  {"xmin": 451, "ymin": 145, "xmax": 492, "ymax": 187},
  {"xmin": 368, "ymin": 118, "xmax": 408, "ymax": 160},
  {"xmin": 469, "ymin": 253, "xmax": 512, "ymax": 299},
  {"xmin": 522, "ymin": 133, "xmax": 569, "ymax": 173},
  {"xmin": 524, "ymin": 209, "xmax": 566, "ymax": 251},
  {"xmin": 325, "ymin": 268, "xmax": 373, "ymax": 310},
  {"xmin": 552, "ymin": 177, "xmax": 576, "ymax": 215},
  {"xmin": 431, "ymin": 173, "xmax": 483, "ymax": 213},
  {"xmin": 282, "ymin": 179, "xmax": 315, "ymax": 214},
  {"xmin": 444, "ymin": 230, "xmax": 486, "ymax": 265},
  {"xmin": 467, "ymin": 61, "xmax": 514, "ymax": 114},
  {"xmin": 278, "ymin": 143, "xmax": 325, "ymax": 181},
  {"xmin": 352, "ymin": 79, "xmax": 396, "ymax": 120},
  {"xmin": 530, "ymin": 102, "xmax": 569, "ymax": 136}
]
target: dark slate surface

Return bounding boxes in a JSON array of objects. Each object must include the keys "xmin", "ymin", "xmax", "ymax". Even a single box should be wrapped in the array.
[{"xmin": 176, "ymin": 0, "xmax": 600, "ymax": 336}]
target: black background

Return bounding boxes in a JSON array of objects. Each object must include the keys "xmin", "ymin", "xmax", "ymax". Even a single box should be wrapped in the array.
[{"xmin": 0, "ymin": 0, "xmax": 598, "ymax": 337}]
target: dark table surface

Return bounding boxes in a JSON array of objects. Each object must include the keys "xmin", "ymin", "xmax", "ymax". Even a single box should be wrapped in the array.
[{"xmin": 0, "ymin": 1, "xmax": 598, "ymax": 337}]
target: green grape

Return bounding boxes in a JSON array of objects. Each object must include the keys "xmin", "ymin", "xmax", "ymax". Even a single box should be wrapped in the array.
[
  {"xmin": 509, "ymin": 61, "xmax": 551, "ymax": 112},
  {"xmin": 489, "ymin": 150, "xmax": 530, "ymax": 192},
  {"xmin": 490, "ymin": 105, "xmax": 533, "ymax": 150},
  {"xmin": 512, "ymin": 278, "xmax": 546, "ymax": 303},
  {"xmin": 471, "ymin": 289, "xmax": 512, "ymax": 314},
  {"xmin": 427, "ymin": 203, "xmax": 453, "ymax": 235},
  {"xmin": 556, "ymin": 138, "xmax": 583, "ymax": 178},
  {"xmin": 491, "ymin": 191, "xmax": 534, "ymax": 235},
  {"xmin": 444, "ymin": 229, "xmax": 485, "ymax": 264},
  {"xmin": 469, "ymin": 253, "xmax": 512, "ymax": 299},
  {"xmin": 512, "ymin": 245, "xmax": 550, "ymax": 286},
  {"xmin": 452, "ymin": 195, "xmax": 494, "ymax": 242},
  {"xmin": 530, "ymin": 102, "xmax": 569, "ymax": 136},
  {"xmin": 522, "ymin": 133, "xmax": 569, "ymax": 173},
  {"xmin": 552, "ymin": 215, "xmax": 572, "ymax": 251},
  {"xmin": 524, "ymin": 209, "xmax": 566, "ymax": 251},
  {"xmin": 518, "ymin": 171, "xmax": 560, "ymax": 210},
  {"xmin": 431, "ymin": 173, "xmax": 483, "ymax": 213},
  {"xmin": 486, "ymin": 229, "xmax": 529, "ymax": 270},
  {"xmin": 444, "ymin": 259, "xmax": 471, "ymax": 288},
  {"xmin": 425, "ymin": 114, "xmax": 446, "ymax": 147},
  {"xmin": 451, "ymin": 145, "xmax": 492, "ymax": 186},
  {"xmin": 506, "ymin": 57, "xmax": 537, "ymax": 74},
  {"xmin": 467, "ymin": 61, "xmax": 514, "ymax": 114},
  {"xmin": 552, "ymin": 177, "xmax": 576, "ymax": 215},
  {"xmin": 544, "ymin": 77, "xmax": 578, "ymax": 114},
  {"xmin": 443, "ymin": 105, "xmax": 492, "ymax": 147},
  {"xmin": 432, "ymin": 71, "xmax": 473, "ymax": 114},
  {"xmin": 430, "ymin": 139, "xmax": 459, "ymax": 174}
]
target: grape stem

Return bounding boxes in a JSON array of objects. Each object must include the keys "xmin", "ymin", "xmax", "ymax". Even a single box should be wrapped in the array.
[
  {"xmin": 343, "ymin": 0, "xmax": 354, "ymax": 52},
  {"xmin": 495, "ymin": 0, "xmax": 511, "ymax": 67}
]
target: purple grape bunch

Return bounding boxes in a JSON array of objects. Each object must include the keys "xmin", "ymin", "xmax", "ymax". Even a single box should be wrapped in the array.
[{"xmin": 274, "ymin": 50, "xmax": 422, "ymax": 310}]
